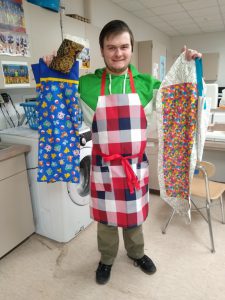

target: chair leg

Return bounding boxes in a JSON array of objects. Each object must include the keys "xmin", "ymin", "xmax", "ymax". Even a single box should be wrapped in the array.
[
  {"xmin": 206, "ymin": 202, "xmax": 215, "ymax": 253},
  {"xmin": 220, "ymin": 195, "xmax": 225, "ymax": 224},
  {"xmin": 162, "ymin": 209, "xmax": 175, "ymax": 234}
]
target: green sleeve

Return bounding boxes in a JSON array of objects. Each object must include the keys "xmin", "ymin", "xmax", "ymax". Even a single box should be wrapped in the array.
[
  {"xmin": 78, "ymin": 74, "xmax": 100, "ymax": 111},
  {"xmin": 133, "ymin": 74, "xmax": 161, "ymax": 108}
]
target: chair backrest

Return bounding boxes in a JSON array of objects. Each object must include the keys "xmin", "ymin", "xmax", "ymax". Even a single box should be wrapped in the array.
[{"xmin": 194, "ymin": 161, "xmax": 216, "ymax": 179}]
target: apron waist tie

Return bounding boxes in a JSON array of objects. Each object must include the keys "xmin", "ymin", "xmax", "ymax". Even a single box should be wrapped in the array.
[{"xmin": 101, "ymin": 152, "xmax": 143, "ymax": 194}]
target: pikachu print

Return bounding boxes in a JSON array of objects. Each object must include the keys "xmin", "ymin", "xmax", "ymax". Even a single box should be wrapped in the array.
[{"xmin": 33, "ymin": 59, "xmax": 82, "ymax": 183}]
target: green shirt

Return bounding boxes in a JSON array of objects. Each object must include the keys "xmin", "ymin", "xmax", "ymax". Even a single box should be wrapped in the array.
[{"xmin": 78, "ymin": 64, "xmax": 161, "ymax": 111}]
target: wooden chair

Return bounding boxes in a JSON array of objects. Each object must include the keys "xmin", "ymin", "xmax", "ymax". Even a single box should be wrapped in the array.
[
  {"xmin": 191, "ymin": 161, "xmax": 225, "ymax": 252},
  {"xmin": 162, "ymin": 161, "xmax": 225, "ymax": 253}
]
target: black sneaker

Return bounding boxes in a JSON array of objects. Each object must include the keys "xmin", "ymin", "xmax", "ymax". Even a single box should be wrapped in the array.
[
  {"xmin": 128, "ymin": 254, "xmax": 157, "ymax": 275},
  {"xmin": 96, "ymin": 262, "xmax": 112, "ymax": 285}
]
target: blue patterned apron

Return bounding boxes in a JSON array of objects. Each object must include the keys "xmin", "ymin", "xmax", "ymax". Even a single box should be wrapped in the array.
[{"xmin": 32, "ymin": 59, "xmax": 81, "ymax": 183}]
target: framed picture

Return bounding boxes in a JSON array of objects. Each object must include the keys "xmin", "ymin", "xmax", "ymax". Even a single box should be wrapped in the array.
[{"xmin": 1, "ymin": 61, "xmax": 30, "ymax": 87}]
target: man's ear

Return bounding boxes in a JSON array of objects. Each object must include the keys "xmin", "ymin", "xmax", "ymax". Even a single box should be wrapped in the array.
[{"xmin": 100, "ymin": 47, "xmax": 104, "ymax": 57}]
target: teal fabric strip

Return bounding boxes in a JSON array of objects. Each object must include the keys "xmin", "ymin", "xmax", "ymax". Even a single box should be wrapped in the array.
[{"xmin": 195, "ymin": 58, "xmax": 203, "ymax": 97}]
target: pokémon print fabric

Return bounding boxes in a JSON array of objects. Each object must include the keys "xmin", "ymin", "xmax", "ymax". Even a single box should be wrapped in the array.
[{"xmin": 32, "ymin": 59, "xmax": 81, "ymax": 183}]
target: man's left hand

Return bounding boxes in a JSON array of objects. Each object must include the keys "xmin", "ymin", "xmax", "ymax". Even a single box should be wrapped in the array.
[{"xmin": 182, "ymin": 45, "xmax": 202, "ymax": 61}]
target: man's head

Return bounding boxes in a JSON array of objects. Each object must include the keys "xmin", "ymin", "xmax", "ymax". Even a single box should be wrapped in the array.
[
  {"xmin": 99, "ymin": 20, "xmax": 134, "ymax": 52},
  {"xmin": 99, "ymin": 20, "xmax": 134, "ymax": 75}
]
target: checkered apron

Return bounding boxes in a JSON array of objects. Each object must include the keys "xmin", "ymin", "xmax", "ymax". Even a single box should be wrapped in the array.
[{"xmin": 90, "ymin": 69, "xmax": 149, "ymax": 228}]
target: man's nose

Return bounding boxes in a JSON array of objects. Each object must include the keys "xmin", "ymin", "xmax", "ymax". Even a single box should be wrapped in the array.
[{"xmin": 115, "ymin": 48, "xmax": 122, "ymax": 56}]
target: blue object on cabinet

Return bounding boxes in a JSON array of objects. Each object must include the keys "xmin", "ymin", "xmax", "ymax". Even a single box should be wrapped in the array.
[{"xmin": 27, "ymin": 0, "xmax": 60, "ymax": 12}]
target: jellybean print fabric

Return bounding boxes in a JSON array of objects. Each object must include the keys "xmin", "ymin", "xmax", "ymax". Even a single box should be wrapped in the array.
[
  {"xmin": 156, "ymin": 53, "xmax": 207, "ymax": 221},
  {"xmin": 161, "ymin": 83, "xmax": 197, "ymax": 200}
]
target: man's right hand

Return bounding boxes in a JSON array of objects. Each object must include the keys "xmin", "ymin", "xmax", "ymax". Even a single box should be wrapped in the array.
[{"xmin": 43, "ymin": 50, "xmax": 57, "ymax": 66}]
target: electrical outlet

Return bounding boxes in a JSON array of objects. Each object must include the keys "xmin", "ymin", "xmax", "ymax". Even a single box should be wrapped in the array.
[
  {"xmin": 0, "ymin": 94, "xmax": 4, "ymax": 104},
  {"xmin": 1, "ymin": 93, "xmax": 10, "ymax": 103}
]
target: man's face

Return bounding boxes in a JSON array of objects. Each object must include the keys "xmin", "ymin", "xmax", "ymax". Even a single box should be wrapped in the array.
[{"xmin": 101, "ymin": 32, "xmax": 132, "ymax": 75}]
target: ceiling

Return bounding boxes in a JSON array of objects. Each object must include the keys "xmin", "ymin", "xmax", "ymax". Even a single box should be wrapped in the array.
[{"xmin": 109, "ymin": 0, "xmax": 225, "ymax": 36}]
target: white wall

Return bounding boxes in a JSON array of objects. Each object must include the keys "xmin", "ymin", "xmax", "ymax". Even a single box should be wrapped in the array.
[
  {"xmin": 171, "ymin": 32, "xmax": 225, "ymax": 86},
  {"xmin": 85, "ymin": 0, "xmax": 173, "ymax": 76},
  {"xmin": 85, "ymin": 0, "xmax": 172, "ymax": 53},
  {"xmin": 5, "ymin": 0, "xmax": 225, "ymax": 131},
  {"xmin": 62, "ymin": 0, "xmax": 84, "ymax": 15},
  {"xmin": 61, "ymin": 0, "xmax": 172, "ymax": 50}
]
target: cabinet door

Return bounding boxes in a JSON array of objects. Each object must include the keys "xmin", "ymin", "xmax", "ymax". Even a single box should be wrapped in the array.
[
  {"xmin": 0, "ymin": 171, "xmax": 34, "ymax": 257},
  {"xmin": 202, "ymin": 53, "xmax": 219, "ymax": 81},
  {"xmin": 138, "ymin": 40, "xmax": 152, "ymax": 74},
  {"xmin": 146, "ymin": 142, "xmax": 159, "ymax": 191}
]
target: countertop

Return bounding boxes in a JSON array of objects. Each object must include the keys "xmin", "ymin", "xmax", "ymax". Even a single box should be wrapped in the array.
[
  {"xmin": 0, "ymin": 143, "xmax": 30, "ymax": 162},
  {"xmin": 147, "ymin": 132, "xmax": 225, "ymax": 151}
]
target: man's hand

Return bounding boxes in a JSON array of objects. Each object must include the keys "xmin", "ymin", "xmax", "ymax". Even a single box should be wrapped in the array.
[
  {"xmin": 182, "ymin": 45, "xmax": 202, "ymax": 61},
  {"xmin": 43, "ymin": 50, "xmax": 57, "ymax": 66}
]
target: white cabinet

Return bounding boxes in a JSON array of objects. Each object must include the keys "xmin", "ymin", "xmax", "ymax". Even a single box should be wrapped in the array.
[
  {"xmin": 146, "ymin": 141, "xmax": 159, "ymax": 191},
  {"xmin": 138, "ymin": 40, "xmax": 168, "ymax": 80},
  {"xmin": 138, "ymin": 40, "xmax": 153, "ymax": 74},
  {"xmin": 0, "ymin": 154, "xmax": 34, "ymax": 258},
  {"xmin": 202, "ymin": 53, "xmax": 219, "ymax": 82}
]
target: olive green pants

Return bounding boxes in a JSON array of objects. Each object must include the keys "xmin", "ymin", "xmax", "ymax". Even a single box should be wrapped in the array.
[{"xmin": 97, "ymin": 222, "xmax": 145, "ymax": 265}]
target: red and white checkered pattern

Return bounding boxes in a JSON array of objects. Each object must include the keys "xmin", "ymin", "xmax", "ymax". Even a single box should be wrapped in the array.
[{"xmin": 90, "ymin": 71, "xmax": 149, "ymax": 228}]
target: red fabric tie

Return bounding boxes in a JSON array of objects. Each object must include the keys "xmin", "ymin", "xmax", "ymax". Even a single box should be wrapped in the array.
[
  {"xmin": 101, "ymin": 68, "xmax": 136, "ymax": 96},
  {"xmin": 102, "ymin": 153, "xmax": 141, "ymax": 194}
]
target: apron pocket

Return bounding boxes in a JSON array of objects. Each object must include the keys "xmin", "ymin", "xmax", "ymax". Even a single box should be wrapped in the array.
[
  {"xmin": 91, "ymin": 165, "xmax": 112, "ymax": 192},
  {"xmin": 136, "ymin": 161, "xmax": 149, "ymax": 188}
]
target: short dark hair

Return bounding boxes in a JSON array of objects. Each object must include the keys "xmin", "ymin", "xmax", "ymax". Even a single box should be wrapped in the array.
[{"xmin": 99, "ymin": 20, "xmax": 134, "ymax": 51}]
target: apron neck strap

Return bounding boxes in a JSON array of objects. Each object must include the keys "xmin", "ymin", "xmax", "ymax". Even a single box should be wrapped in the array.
[{"xmin": 100, "ymin": 68, "xmax": 136, "ymax": 96}]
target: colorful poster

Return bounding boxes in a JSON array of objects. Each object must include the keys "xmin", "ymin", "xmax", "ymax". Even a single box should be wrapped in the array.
[
  {"xmin": 0, "ymin": 31, "xmax": 30, "ymax": 56},
  {"xmin": 0, "ymin": 0, "xmax": 29, "ymax": 56},
  {"xmin": 78, "ymin": 46, "xmax": 90, "ymax": 69},
  {"xmin": 64, "ymin": 34, "xmax": 90, "ymax": 69},
  {"xmin": 153, "ymin": 62, "xmax": 159, "ymax": 79},
  {"xmin": 0, "ymin": 0, "xmax": 26, "ymax": 33},
  {"xmin": 1, "ymin": 61, "xmax": 30, "ymax": 87},
  {"xmin": 160, "ymin": 55, "xmax": 166, "ymax": 81}
]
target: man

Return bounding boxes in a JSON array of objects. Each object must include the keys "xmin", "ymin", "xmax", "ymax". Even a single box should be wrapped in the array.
[{"xmin": 44, "ymin": 20, "xmax": 201, "ymax": 285}]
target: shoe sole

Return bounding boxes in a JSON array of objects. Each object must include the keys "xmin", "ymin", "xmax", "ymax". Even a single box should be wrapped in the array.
[
  {"xmin": 96, "ymin": 278, "xmax": 110, "ymax": 285},
  {"xmin": 127, "ymin": 255, "xmax": 157, "ymax": 275}
]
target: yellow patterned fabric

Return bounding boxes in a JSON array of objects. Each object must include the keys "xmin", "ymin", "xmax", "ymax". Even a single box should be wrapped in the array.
[{"xmin": 50, "ymin": 39, "xmax": 84, "ymax": 73}]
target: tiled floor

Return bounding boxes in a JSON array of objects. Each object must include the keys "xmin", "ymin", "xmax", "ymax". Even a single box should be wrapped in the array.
[{"xmin": 1, "ymin": 194, "xmax": 225, "ymax": 300}]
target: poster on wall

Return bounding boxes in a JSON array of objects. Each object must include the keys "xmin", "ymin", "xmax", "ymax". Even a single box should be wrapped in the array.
[
  {"xmin": 1, "ymin": 61, "xmax": 30, "ymax": 87},
  {"xmin": 160, "ymin": 55, "xmax": 166, "ymax": 81},
  {"xmin": 64, "ymin": 34, "xmax": 90, "ymax": 69},
  {"xmin": 153, "ymin": 62, "xmax": 159, "ymax": 79},
  {"xmin": 0, "ymin": 31, "xmax": 30, "ymax": 56},
  {"xmin": 0, "ymin": 0, "xmax": 26, "ymax": 32},
  {"xmin": 0, "ymin": 0, "xmax": 30, "ymax": 56}
]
